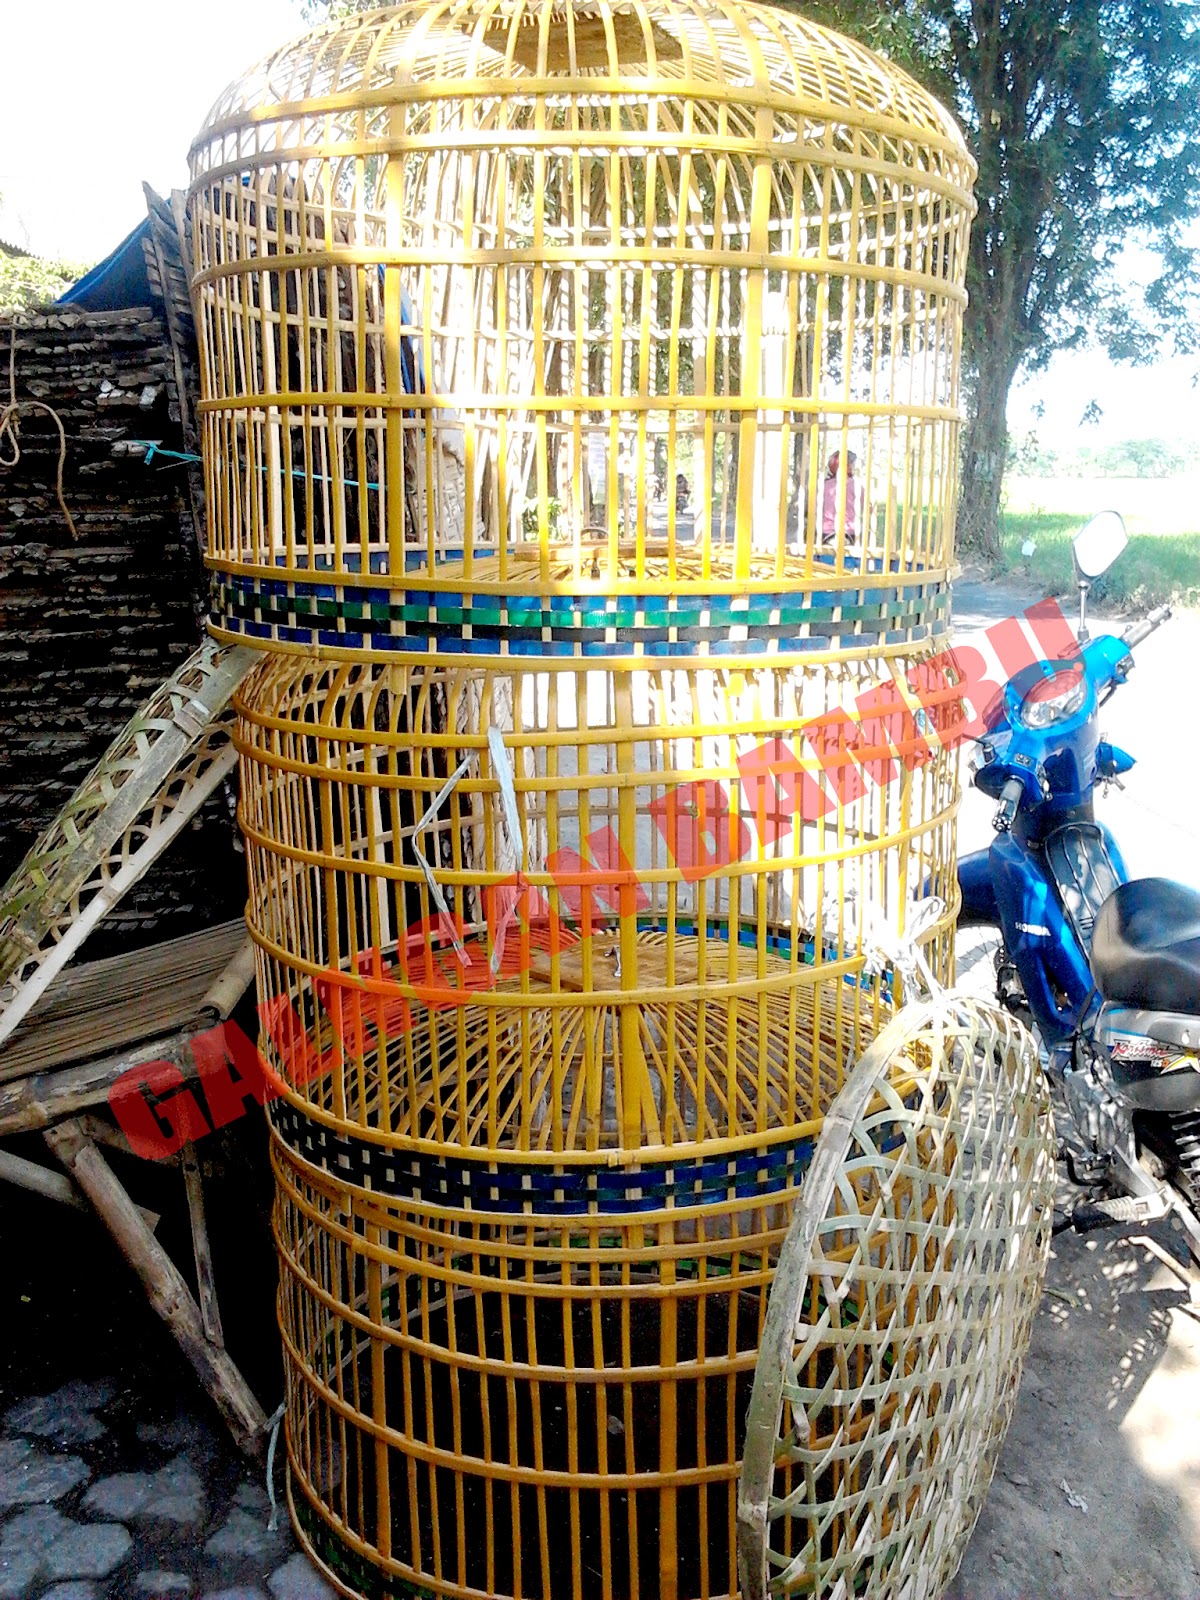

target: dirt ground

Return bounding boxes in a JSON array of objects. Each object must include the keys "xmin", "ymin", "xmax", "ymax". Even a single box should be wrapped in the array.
[
  {"xmin": 948, "ymin": 1225, "xmax": 1200, "ymax": 1600},
  {"xmin": 946, "ymin": 582, "xmax": 1200, "ymax": 1600}
]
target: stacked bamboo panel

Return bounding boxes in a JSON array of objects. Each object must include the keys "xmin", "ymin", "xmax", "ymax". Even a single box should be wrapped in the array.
[{"xmin": 188, "ymin": 4, "xmax": 975, "ymax": 1595}]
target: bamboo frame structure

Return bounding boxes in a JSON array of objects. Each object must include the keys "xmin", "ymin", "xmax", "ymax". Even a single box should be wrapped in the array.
[
  {"xmin": 187, "ymin": 3, "xmax": 978, "ymax": 1593},
  {"xmin": 737, "ymin": 995, "xmax": 1055, "ymax": 1599},
  {"xmin": 0, "ymin": 643, "xmax": 271, "ymax": 1453},
  {"xmin": 47, "ymin": 1117, "xmax": 267, "ymax": 1455},
  {"xmin": 237, "ymin": 650, "xmax": 960, "ymax": 1152}
]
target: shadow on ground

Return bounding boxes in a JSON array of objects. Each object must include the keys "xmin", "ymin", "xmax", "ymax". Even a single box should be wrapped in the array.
[{"xmin": 948, "ymin": 1223, "xmax": 1200, "ymax": 1600}]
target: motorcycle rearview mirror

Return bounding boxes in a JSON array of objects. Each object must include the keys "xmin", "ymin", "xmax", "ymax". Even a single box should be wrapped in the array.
[
  {"xmin": 1072, "ymin": 510, "xmax": 1128, "ymax": 642},
  {"xmin": 1073, "ymin": 510, "xmax": 1128, "ymax": 580}
]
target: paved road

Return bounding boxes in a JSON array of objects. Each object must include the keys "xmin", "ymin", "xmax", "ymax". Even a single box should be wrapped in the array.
[{"xmin": 948, "ymin": 582, "xmax": 1200, "ymax": 1600}]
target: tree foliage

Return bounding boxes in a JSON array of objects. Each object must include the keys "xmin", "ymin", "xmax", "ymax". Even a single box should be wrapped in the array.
[
  {"xmin": 1010, "ymin": 430, "xmax": 1198, "ymax": 478},
  {"xmin": 793, "ymin": 0, "xmax": 1200, "ymax": 556},
  {"xmin": 0, "ymin": 193, "xmax": 90, "ymax": 315},
  {"xmin": 296, "ymin": 0, "xmax": 366, "ymax": 21},
  {"xmin": 0, "ymin": 251, "xmax": 90, "ymax": 316}
]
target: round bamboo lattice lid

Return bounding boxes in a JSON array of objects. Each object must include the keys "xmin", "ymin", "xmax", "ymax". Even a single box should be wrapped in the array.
[
  {"xmin": 190, "ymin": 0, "xmax": 977, "ymax": 656},
  {"xmin": 737, "ymin": 994, "xmax": 1055, "ymax": 1600}
]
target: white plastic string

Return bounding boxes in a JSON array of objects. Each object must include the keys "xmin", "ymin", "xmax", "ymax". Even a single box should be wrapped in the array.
[
  {"xmin": 411, "ymin": 751, "xmax": 476, "ymax": 965},
  {"xmin": 408, "ymin": 729, "xmax": 529, "ymax": 976},
  {"xmin": 860, "ymin": 896, "xmax": 946, "ymax": 1003}
]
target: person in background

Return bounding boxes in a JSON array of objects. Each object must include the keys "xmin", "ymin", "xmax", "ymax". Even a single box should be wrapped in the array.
[{"xmin": 821, "ymin": 449, "xmax": 863, "ymax": 546}]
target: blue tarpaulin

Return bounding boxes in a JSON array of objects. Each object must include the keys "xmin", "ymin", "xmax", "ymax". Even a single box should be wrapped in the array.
[
  {"xmin": 59, "ymin": 217, "xmax": 424, "ymax": 400},
  {"xmin": 57, "ymin": 218, "xmax": 152, "ymax": 311}
]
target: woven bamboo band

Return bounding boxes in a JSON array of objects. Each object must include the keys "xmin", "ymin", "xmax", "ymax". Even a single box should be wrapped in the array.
[{"xmin": 211, "ymin": 568, "xmax": 951, "ymax": 662}]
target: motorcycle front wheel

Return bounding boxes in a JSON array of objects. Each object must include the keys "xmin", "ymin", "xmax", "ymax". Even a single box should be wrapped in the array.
[{"xmin": 955, "ymin": 923, "xmax": 1006, "ymax": 996}]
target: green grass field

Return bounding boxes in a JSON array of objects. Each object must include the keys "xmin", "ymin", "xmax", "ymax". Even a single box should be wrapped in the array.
[{"xmin": 998, "ymin": 476, "xmax": 1200, "ymax": 608}]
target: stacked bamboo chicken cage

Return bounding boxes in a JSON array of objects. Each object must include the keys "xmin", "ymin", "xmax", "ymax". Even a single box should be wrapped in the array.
[{"xmin": 188, "ymin": 3, "xmax": 975, "ymax": 1594}]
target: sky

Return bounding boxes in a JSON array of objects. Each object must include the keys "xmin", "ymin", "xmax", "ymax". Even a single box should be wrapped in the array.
[
  {"xmin": 2, "ymin": 0, "xmax": 1197, "ymax": 454},
  {"xmin": 1008, "ymin": 348, "xmax": 1200, "ymax": 455},
  {"xmin": 0, "ymin": 0, "xmax": 300, "ymax": 260}
]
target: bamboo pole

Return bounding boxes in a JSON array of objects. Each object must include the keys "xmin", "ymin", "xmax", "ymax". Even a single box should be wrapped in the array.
[
  {"xmin": 0, "ymin": 1142, "xmax": 159, "ymax": 1229},
  {"xmin": 45, "ymin": 1118, "xmax": 267, "ymax": 1456},
  {"xmin": 0, "ymin": 1147, "xmax": 86, "ymax": 1210},
  {"xmin": 0, "ymin": 1026, "xmax": 199, "ymax": 1139},
  {"xmin": 181, "ymin": 1140, "xmax": 225, "ymax": 1349},
  {"xmin": 201, "ymin": 937, "xmax": 256, "ymax": 1020}
]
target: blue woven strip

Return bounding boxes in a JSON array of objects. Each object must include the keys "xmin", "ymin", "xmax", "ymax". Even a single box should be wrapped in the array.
[
  {"xmin": 270, "ymin": 1099, "xmax": 817, "ymax": 1217},
  {"xmin": 213, "ymin": 572, "xmax": 949, "ymax": 658}
]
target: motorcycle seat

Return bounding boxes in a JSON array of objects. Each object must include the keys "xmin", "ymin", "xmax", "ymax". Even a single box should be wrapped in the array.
[{"xmin": 1091, "ymin": 878, "xmax": 1200, "ymax": 1016}]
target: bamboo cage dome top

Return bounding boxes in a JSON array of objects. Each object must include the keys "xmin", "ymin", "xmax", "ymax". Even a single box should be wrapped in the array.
[
  {"xmin": 196, "ymin": 0, "xmax": 968, "ymax": 152},
  {"xmin": 190, "ymin": 0, "xmax": 977, "ymax": 653}
]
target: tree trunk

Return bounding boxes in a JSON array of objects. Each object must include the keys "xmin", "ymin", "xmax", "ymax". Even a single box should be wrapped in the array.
[{"xmin": 957, "ymin": 346, "xmax": 1021, "ymax": 564}]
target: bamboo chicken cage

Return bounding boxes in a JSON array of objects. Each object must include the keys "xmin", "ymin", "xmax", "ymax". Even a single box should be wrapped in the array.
[
  {"xmin": 188, "ymin": 2, "xmax": 976, "ymax": 1595},
  {"xmin": 189, "ymin": 0, "xmax": 974, "ymax": 624}
]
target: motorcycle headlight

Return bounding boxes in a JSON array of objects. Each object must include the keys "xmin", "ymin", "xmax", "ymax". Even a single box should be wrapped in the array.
[{"xmin": 1019, "ymin": 666, "xmax": 1087, "ymax": 729}]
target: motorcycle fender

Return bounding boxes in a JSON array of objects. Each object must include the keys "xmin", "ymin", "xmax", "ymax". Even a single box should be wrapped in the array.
[
  {"xmin": 990, "ymin": 833, "xmax": 1093, "ymax": 1047},
  {"xmin": 956, "ymin": 848, "xmax": 1000, "ymax": 927}
]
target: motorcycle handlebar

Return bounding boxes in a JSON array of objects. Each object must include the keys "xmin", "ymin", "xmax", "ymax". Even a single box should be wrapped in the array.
[
  {"xmin": 1123, "ymin": 604, "xmax": 1172, "ymax": 650},
  {"xmin": 993, "ymin": 777, "xmax": 1024, "ymax": 834}
]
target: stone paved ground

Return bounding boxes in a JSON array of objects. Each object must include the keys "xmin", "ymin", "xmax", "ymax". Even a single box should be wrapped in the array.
[
  {"xmin": 0, "ymin": 1377, "xmax": 330, "ymax": 1600},
  {"xmin": 0, "ymin": 1098, "xmax": 325, "ymax": 1600}
]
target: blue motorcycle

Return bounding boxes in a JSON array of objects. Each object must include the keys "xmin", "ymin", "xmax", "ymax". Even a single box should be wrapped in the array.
[{"xmin": 957, "ymin": 511, "xmax": 1200, "ymax": 1256}]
